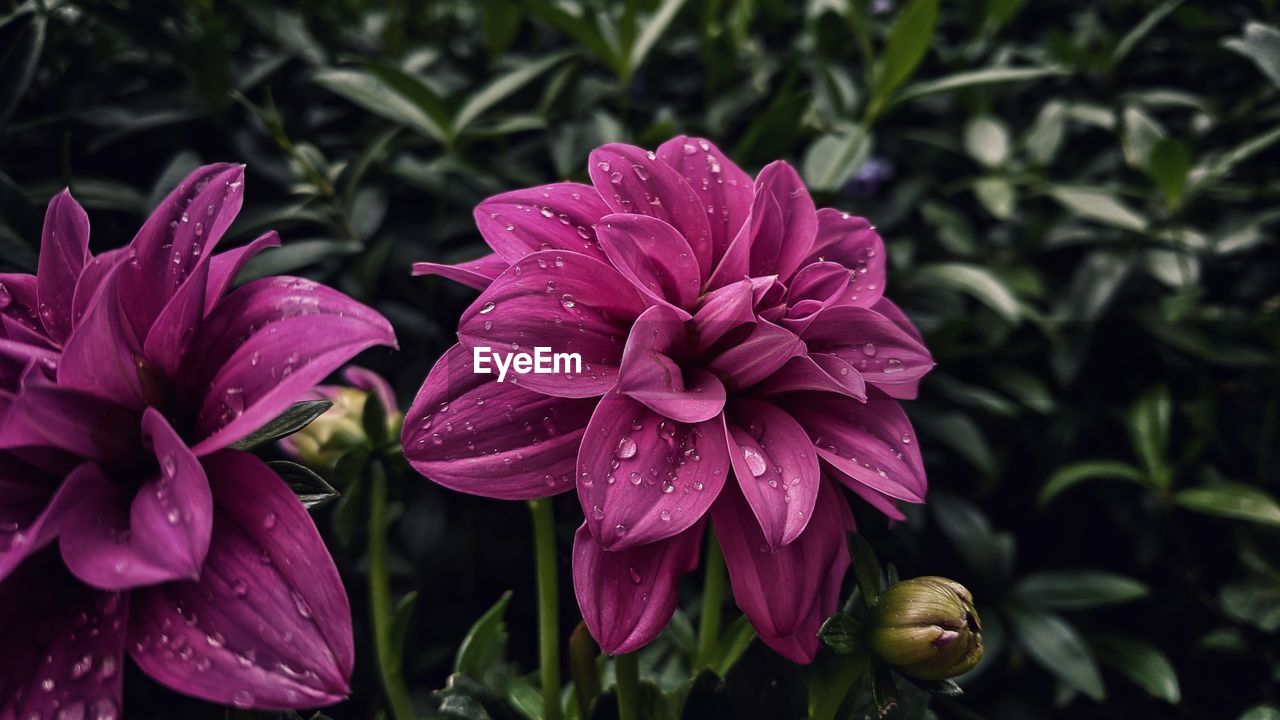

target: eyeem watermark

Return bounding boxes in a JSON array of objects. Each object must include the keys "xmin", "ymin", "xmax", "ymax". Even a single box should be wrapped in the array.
[{"xmin": 473, "ymin": 346, "xmax": 582, "ymax": 383}]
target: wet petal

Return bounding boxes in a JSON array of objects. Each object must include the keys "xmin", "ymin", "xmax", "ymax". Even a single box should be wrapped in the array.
[
  {"xmin": 474, "ymin": 182, "xmax": 610, "ymax": 263},
  {"xmin": 128, "ymin": 450, "xmax": 353, "ymax": 710},
  {"xmin": 412, "ymin": 253, "xmax": 509, "ymax": 291},
  {"xmin": 705, "ymin": 318, "xmax": 805, "ymax": 391},
  {"xmin": 572, "ymin": 521, "xmax": 702, "ymax": 655},
  {"xmin": 402, "ymin": 344, "xmax": 596, "ymax": 500},
  {"xmin": 706, "ymin": 189, "xmax": 784, "ymax": 290},
  {"xmin": 778, "ymin": 388, "xmax": 927, "ymax": 502},
  {"xmin": 0, "ymin": 368, "xmax": 138, "ymax": 463},
  {"xmin": 800, "ymin": 305, "xmax": 933, "ymax": 399},
  {"xmin": 787, "ymin": 261, "xmax": 851, "ymax": 307},
  {"xmin": 0, "ymin": 558, "xmax": 128, "ymax": 720},
  {"xmin": 61, "ymin": 410, "xmax": 213, "ymax": 590},
  {"xmin": 0, "ymin": 462, "xmax": 102, "ymax": 582},
  {"xmin": 597, "ymin": 214, "xmax": 701, "ymax": 309},
  {"xmin": 588, "ymin": 144, "xmax": 714, "ymax": 280},
  {"xmin": 618, "ymin": 304, "xmax": 726, "ymax": 423},
  {"xmin": 712, "ymin": 479, "xmax": 852, "ymax": 663},
  {"xmin": 753, "ymin": 161, "xmax": 817, "ymax": 281},
  {"xmin": 577, "ymin": 391, "xmax": 729, "ymax": 549},
  {"xmin": 186, "ymin": 276, "xmax": 396, "ymax": 455},
  {"xmin": 756, "ymin": 353, "xmax": 867, "ymax": 402},
  {"xmin": 36, "ymin": 189, "xmax": 91, "ymax": 343},
  {"xmin": 656, "ymin": 136, "xmax": 753, "ymax": 266},
  {"xmin": 58, "ymin": 277, "xmax": 148, "ymax": 410},
  {"xmin": 142, "ymin": 254, "xmax": 210, "ymax": 379},
  {"xmin": 803, "ymin": 209, "xmax": 885, "ymax": 306},
  {"xmin": 205, "ymin": 231, "xmax": 282, "ymax": 311},
  {"xmin": 71, "ymin": 248, "xmax": 127, "ymax": 328},
  {"xmin": 691, "ymin": 279, "xmax": 756, "ymax": 353},
  {"xmin": 0, "ymin": 273, "xmax": 49, "ymax": 347},
  {"xmin": 457, "ymin": 251, "xmax": 646, "ymax": 398},
  {"xmin": 871, "ymin": 296, "xmax": 925, "ymax": 343},
  {"xmin": 723, "ymin": 399, "xmax": 820, "ymax": 549}
]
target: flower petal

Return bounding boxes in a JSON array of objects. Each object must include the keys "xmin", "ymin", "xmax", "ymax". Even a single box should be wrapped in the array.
[
  {"xmin": 778, "ymin": 388, "xmax": 927, "ymax": 502},
  {"xmin": 800, "ymin": 305, "xmax": 933, "ymax": 399},
  {"xmin": 0, "ymin": 367, "xmax": 138, "ymax": 463},
  {"xmin": 205, "ymin": 231, "xmax": 282, "ymax": 311},
  {"xmin": 753, "ymin": 161, "xmax": 817, "ymax": 281},
  {"xmin": 36, "ymin": 190, "xmax": 91, "ymax": 343},
  {"xmin": 705, "ymin": 317, "xmax": 805, "ymax": 391},
  {"xmin": 128, "ymin": 450, "xmax": 353, "ymax": 710},
  {"xmin": 577, "ymin": 391, "xmax": 729, "ymax": 549},
  {"xmin": 342, "ymin": 366, "xmax": 397, "ymax": 417},
  {"xmin": 572, "ymin": 521, "xmax": 702, "ymax": 655},
  {"xmin": 402, "ymin": 344, "xmax": 596, "ymax": 499},
  {"xmin": 185, "ymin": 276, "xmax": 396, "ymax": 454},
  {"xmin": 142, "ymin": 253, "xmax": 210, "ymax": 379},
  {"xmin": 58, "ymin": 276, "xmax": 148, "ymax": 410},
  {"xmin": 0, "ymin": 274, "xmax": 49, "ymax": 347},
  {"xmin": 706, "ymin": 189, "xmax": 784, "ymax": 291},
  {"xmin": 412, "ymin": 253, "xmax": 508, "ymax": 291},
  {"xmin": 596, "ymin": 214, "xmax": 701, "ymax": 309},
  {"xmin": 474, "ymin": 183, "xmax": 611, "ymax": 263},
  {"xmin": 691, "ymin": 279, "xmax": 756, "ymax": 353},
  {"xmin": 61, "ymin": 410, "xmax": 213, "ymax": 590},
  {"xmin": 588, "ymin": 144, "xmax": 714, "ymax": 281},
  {"xmin": 756, "ymin": 353, "xmax": 867, "ymax": 401},
  {"xmin": 0, "ymin": 461, "xmax": 101, "ymax": 582},
  {"xmin": 71, "ymin": 247, "xmax": 126, "ymax": 329},
  {"xmin": 656, "ymin": 136, "xmax": 753, "ymax": 266},
  {"xmin": 803, "ymin": 209, "xmax": 885, "ymax": 306},
  {"xmin": 712, "ymin": 478, "xmax": 852, "ymax": 663},
  {"xmin": 723, "ymin": 399, "xmax": 820, "ymax": 549},
  {"xmin": 0, "ymin": 558, "xmax": 128, "ymax": 720},
  {"xmin": 871, "ymin": 296, "xmax": 924, "ymax": 343},
  {"xmin": 457, "ymin": 251, "xmax": 646, "ymax": 398},
  {"xmin": 618, "ymin": 303, "xmax": 726, "ymax": 423}
]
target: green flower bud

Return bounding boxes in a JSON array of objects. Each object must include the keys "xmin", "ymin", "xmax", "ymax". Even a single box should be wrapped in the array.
[
  {"xmin": 866, "ymin": 576, "xmax": 983, "ymax": 681},
  {"xmin": 284, "ymin": 387, "xmax": 402, "ymax": 470}
]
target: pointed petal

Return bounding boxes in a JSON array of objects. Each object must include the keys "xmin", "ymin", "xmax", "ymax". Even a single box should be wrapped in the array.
[
  {"xmin": 801, "ymin": 305, "xmax": 933, "ymax": 398},
  {"xmin": 142, "ymin": 255, "xmax": 210, "ymax": 379},
  {"xmin": 756, "ymin": 353, "xmax": 867, "ymax": 401},
  {"xmin": 656, "ymin": 136, "xmax": 753, "ymax": 265},
  {"xmin": 402, "ymin": 344, "xmax": 596, "ymax": 499},
  {"xmin": 474, "ymin": 183, "xmax": 610, "ymax": 263},
  {"xmin": 128, "ymin": 451, "xmax": 353, "ymax": 710},
  {"xmin": 205, "ymin": 231, "xmax": 282, "ymax": 310},
  {"xmin": 457, "ymin": 251, "xmax": 646, "ymax": 398},
  {"xmin": 0, "ymin": 368, "xmax": 138, "ymax": 463},
  {"xmin": 577, "ymin": 391, "xmax": 729, "ymax": 549},
  {"xmin": 70, "ymin": 247, "xmax": 127, "ymax": 329},
  {"xmin": 712, "ymin": 479, "xmax": 852, "ymax": 663},
  {"xmin": 58, "ymin": 277, "xmax": 148, "ymax": 410},
  {"xmin": 412, "ymin": 253, "xmax": 508, "ymax": 291},
  {"xmin": 723, "ymin": 400, "xmax": 820, "ymax": 549},
  {"xmin": 61, "ymin": 411, "xmax": 212, "ymax": 590},
  {"xmin": 706, "ymin": 189, "xmax": 784, "ymax": 290},
  {"xmin": 342, "ymin": 366, "xmax": 397, "ymax": 417},
  {"xmin": 846, "ymin": 481, "xmax": 907, "ymax": 522},
  {"xmin": 618, "ymin": 304, "xmax": 726, "ymax": 423},
  {"xmin": 588, "ymin": 144, "xmax": 714, "ymax": 281},
  {"xmin": 0, "ymin": 559, "xmax": 128, "ymax": 720},
  {"xmin": 0, "ymin": 461, "xmax": 102, "ymax": 582},
  {"xmin": 0, "ymin": 273, "xmax": 46, "ymax": 346},
  {"xmin": 36, "ymin": 190, "xmax": 91, "ymax": 343},
  {"xmin": 778, "ymin": 388, "xmax": 927, "ymax": 502},
  {"xmin": 596, "ymin": 214, "xmax": 701, "ymax": 309},
  {"xmin": 691, "ymin": 279, "xmax": 756, "ymax": 353},
  {"xmin": 871, "ymin": 296, "xmax": 924, "ymax": 343},
  {"xmin": 803, "ymin": 209, "xmax": 885, "ymax": 306},
  {"xmin": 572, "ymin": 521, "xmax": 702, "ymax": 655},
  {"xmin": 705, "ymin": 318, "xmax": 805, "ymax": 391},
  {"xmin": 186, "ymin": 276, "xmax": 396, "ymax": 454},
  {"xmin": 753, "ymin": 162, "xmax": 817, "ymax": 281},
  {"xmin": 787, "ymin": 262, "xmax": 851, "ymax": 308}
]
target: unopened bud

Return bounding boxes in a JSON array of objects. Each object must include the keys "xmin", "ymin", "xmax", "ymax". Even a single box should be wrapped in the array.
[{"xmin": 866, "ymin": 576, "xmax": 983, "ymax": 681}]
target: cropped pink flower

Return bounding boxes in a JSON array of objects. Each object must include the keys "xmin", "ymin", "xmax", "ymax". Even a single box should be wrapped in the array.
[{"xmin": 405, "ymin": 138, "xmax": 932, "ymax": 662}]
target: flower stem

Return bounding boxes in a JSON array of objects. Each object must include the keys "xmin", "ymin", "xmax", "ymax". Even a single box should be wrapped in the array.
[
  {"xmin": 615, "ymin": 652, "xmax": 641, "ymax": 720},
  {"xmin": 368, "ymin": 460, "xmax": 415, "ymax": 720},
  {"xmin": 694, "ymin": 529, "xmax": 727, "ymax": 670},
  {"xmin": 529, "ymin": 499, "xmax": 562, "ymax": 720}
]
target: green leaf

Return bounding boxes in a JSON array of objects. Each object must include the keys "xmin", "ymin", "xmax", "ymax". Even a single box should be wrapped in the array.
[
  {"xmin": 1175, "ymin": 483, "xmax": 1280, "ymax": 527},
  {"xmin": 849, "ymin": 534, "xmax": 882, "ymax": 606},
  {"xmin": 1091, "ymin": 634, "xmax": 1180, "ymax": 704},
  {"xmin": 1024, "ymin": 100, "xmax": 1066, "ymax": 165},
  {"xmin": 916, "ymin": 263, "xmax": 1021, "ymax": 321},
  {"xmin": 1223, "ymin": 22, "xmax": 1280, "ymax": 89},
  {"xmin": 239, "ymin": 239, "xmax": 363, "ymax": 281},
  {"xmin": 817, "ymin": 613, "xmax": 862, "ymax": 656},
  {"xmin": 964, "ymin": 116, "xmax": 1010, "ymax": 168},
  {"xmin": 930, "ymin": 493, "xmax": 1014, "ymax": 585},
  {"xmin": 362, "ymin": 384, "xmax": 390, "ymax": 449},
  {"xmin": 1239, "ymin": 707, "xmax": 1280, "ymax": 720},
  {"xmin": 870, "ymin": 0, "xmax": 939, "ymax": 118},
  {"xmin": 1126, "ymin": 386, "xmax": 1171, "ymax": 486},
  {"xmin": 230, "ymin": 399, "xmax": 333, "ymax": 451},
  {"xmin": 1110, "ymin": 0, "xmax": 1186, "ymax": 68},
  {"xmin": 453, "ymin": 52, "xmax": 570, "ymax": 135},
  {"xmin": 973, "ymin": 177, "xmax": 1016, "ymax": 220},
  {"xmin": 711, "ymin": 615, "xmax": 756, "ymax": 675},
  {"xmin": 1187, "ymin": 125, "xmax": 1280, "ymax": 196},
  {"xmin": 1221, "ymin": 576, "xmax": 1280, "ymax": 632},
  {"xmin": 314, "ymin": 67, "xmax": 449, "ymax": 143},
  {"xmin": 1007, "ymin": 607, "xmax": 1105, "ymax": 701},
  {"xmin": 802, "ymin": 123, "xmax": 872, "ymax": 192},
  {"xmin": 0, "ymin": 9, "xmax": 45, "ymax": 128},
  {"xmin": 1048, "ymin": 187, "xmax": 1148, "ymax": 233},
  {"xmin": 871, "ymin": 662, "xmax": 899, "ymax": 717},
  {"xmin": 627, "ymin": 0, "xmax": 687, "ymax": 77},
  {"xmin": 520, "ymin": 0, "xmax": 621, "ymax": 76},
  {"xmin": 1014, "ymin": 571, "xmax": 1149, "ymax": 610},
  {"xmin": 1122, "ymin": 106, "xmax": 1165, "ymax": 170},
  {"xmin": 268, "ymin": 460, "xmax": 341, "ymax": 510},
  {"xmin": 506, "ymin": 675, "xmax": 545, "ymax": 720},
  {"xmin": 893, "ymin": 66, "xmax": 1066, "ymax": 105},
  {"xmin": 390, "ymin": 591, "xmax": 420, "ymax": 667},
  {"xmin": 455, "ymin": 591, "xmax": 514, "ymax": 680},
  {"xmin": 1148, "ymin": 138, "xmax": 1192, "ymax": 208},
  {"xmin": 1039, "ymin": 460, "xmax": 1147, "ymax": 506}
]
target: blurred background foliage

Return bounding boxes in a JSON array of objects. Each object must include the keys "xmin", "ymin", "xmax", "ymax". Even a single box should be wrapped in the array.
[{"xmin": 2, "ymin": 0, "xmax": 1280, "ymax": 718}]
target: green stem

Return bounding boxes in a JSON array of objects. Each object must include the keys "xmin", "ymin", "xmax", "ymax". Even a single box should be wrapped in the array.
[
  {"xmin": 694, "ymin": 529, "xmax": 727, "ymax": 670},
  {"xmin": 615, "ymin": 652, "xmax": 641, "ymax": 720},
  {"xmin": 368, "ymin": 461, "xmax": 416, "ymax": 720},
  {"xmin": 529, "ymin": 499, "xmax": 562, "ymax": 720}
]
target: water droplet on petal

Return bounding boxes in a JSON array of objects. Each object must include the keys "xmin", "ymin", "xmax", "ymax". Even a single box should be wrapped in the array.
[
  {"xmin": 478, "ymin": 302, "xmax": 496, "ymax": 315},
  {"xmin": 616, "ymin": 436, "xmax": 638, "ymax": 459},
  {"xmin": 742, "ymin": 447, "xmax": 768, "ymax": 477}
]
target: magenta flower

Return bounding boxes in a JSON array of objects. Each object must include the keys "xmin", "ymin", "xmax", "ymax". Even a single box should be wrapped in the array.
[
  {"xmin": 0, "ymin": 164, "xmax": 396, "ymax": 716},
  {"xmin": 404, "ymin": 138, "xmax": 932, "ymax": 662}
]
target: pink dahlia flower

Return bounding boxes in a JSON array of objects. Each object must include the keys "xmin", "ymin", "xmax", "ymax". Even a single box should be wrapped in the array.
[
  {"xmin": 0, "ymin": 164, "xmax": 396, "ymax": 715},
  {"xmin": 404, "ymin": 139, "xmax": 932, "ymax": 662}
]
